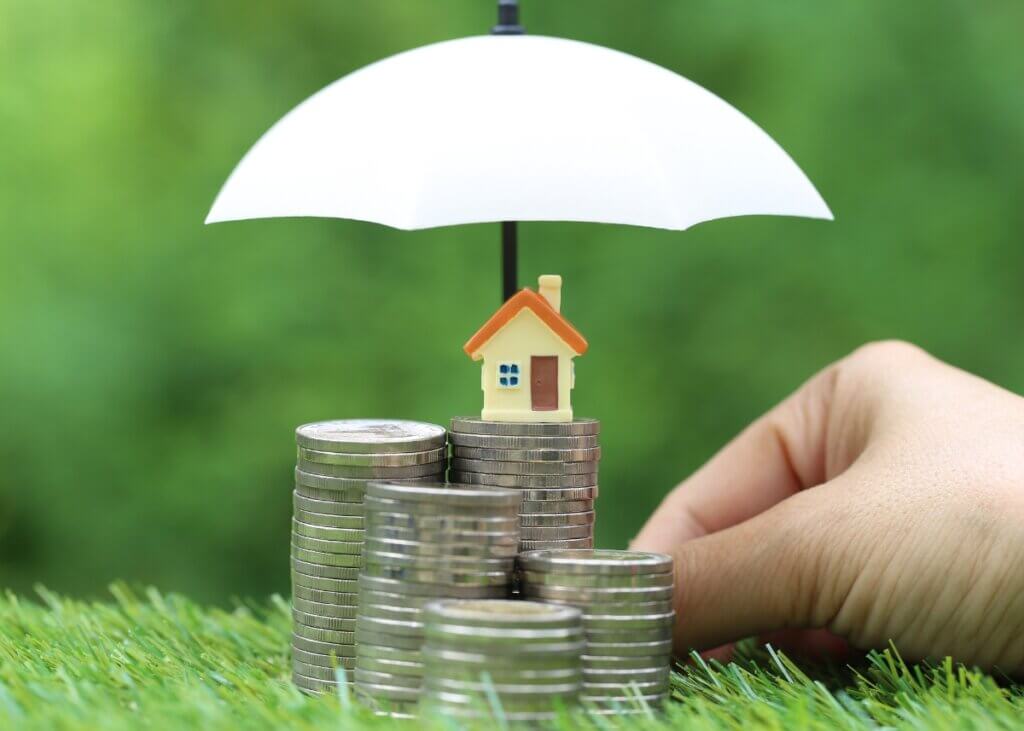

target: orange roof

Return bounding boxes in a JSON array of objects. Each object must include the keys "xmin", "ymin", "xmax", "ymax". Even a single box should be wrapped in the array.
[{"xmin": 463, "ymin": 288, "xmax": 589, "ymax": 358}]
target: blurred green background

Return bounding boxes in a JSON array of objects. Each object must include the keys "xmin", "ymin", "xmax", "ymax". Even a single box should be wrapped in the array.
[{"xmin": 1, "ymin": 1, "xmax": 1022, "ymax": 604}]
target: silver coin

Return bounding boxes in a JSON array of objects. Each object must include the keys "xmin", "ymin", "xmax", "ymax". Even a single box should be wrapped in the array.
[
  {"xmin": 291, "ymin": 534, "xmax": 364, "ymax": 555},
  {"xmin": 294, "ymin": 610, "xmax": 358, "ymax": 630},
  {"xmin": 428, "ymin": 664, "xmax": 581, "ymax": 685},
  {"xmin": 518, "ymin": 549, "xmax": 673, "ymax": 576},
  {"xmin": 293, "ymin": 647, "xmax": 357, "ymax": 669},
  {"xmin": 449, "ymin": 470, "xmax": 599, "ymax": 488},
  {"xmin": 513, "ymin": 486, "xmax": 599, "ymax": 502},
  {"xmin": 354, "ymin": 668, "xmax": 422, "ymax": 689},
  {"xmin": 519, "ymin": 537, "xmax": 594, "ymax": 551},
  {"xmin": 292, "ymin": 519, "xmax": 364, "ymax": 542},
  {"xmin": 425, "ymin": 676, "xmax": 581, "ymax": 696},
  {"xmin": 296, "ymin": 419, "xmax": 447, "ymax": 454},
  {"xmin": 451, "ymin": 445, "xmax": 601, "ymax": 463},
  {"xmin": 291, "ymin": 546, "xmax": 363, "ymax": 568},
  {"xmin": 292, "ymin": 623, "xmax": 356, "ymax": 644},
  {"xmin": 584, "ymin": 612, "xmax": 675, "ymax": 630},
  {"xmin": 365, "ymin": 496, "xmax": 520, "ymax": 518},
  {"xmin": 364, "ymin": 524, "xmax": 520, "ymax": 547},
  {"xmin": 298, "ymin": 445, "xmax": 447, "ymax": 467},
  {"xmin": 450, "ymin": 417, "xmax": 599, "ymax": 437},
  {"xmin": 519, "ymin": 499, "xmax": 594, "ymax": 514},
  {"xmin": 292, "ymin": 586, "xmax": 359, "ymax": 609},
  {"xmin": 579, "ymin": 600, "xmax": 674, "ymax": 617},
  {"xmin": 422, "ymin": 599, "xmax": 582, "ymax": 630},
  {"xmin": 357, "ymin": 614, "xmax": 423, "ymax": 637},
  {"xmin": 450, "ymin": 458, "xmax": 597, "ymax": 476},
  {"xmin": 291, "ymin": 560, "xmax": 360, "ymax": 584},
  {"xmin": 583, "ymin": 626, "xmax": 672, "ymax": 643},
  {"xmin": 358, "ymin": 588, "xmax": 433, "ymax": 610},
  {"xmin": 295, "ymin": 659, "xmax": 356, "ymax": 682},
  {"xmin": 354, "ymin": 628, "xmax": 423, "ymax": 651},
  {"xmin": 519, "ymin": 525, "xmax": 593, "ymax": 541},
  {"xmin": 366, "ymin": 510, "xmax": 519, "ymax": 532},
  {"xmin": 294, "ymin": 493, "xmax": 365, "ymax": 516},
  {"xmin": 292, "ymin": 508, "xmax": 363, "ymax": 529},
  {"xmin": 520, "ymin": 570, "xmax": 673, "ymax": 589},
  {"xmin": 291, "ymin": 634, "xmax": 357, "ymax": 656},
  {"xmin": 356, "ymin": 642, "xmax": 425, "ymax": 664},
  {"xmin": 358, "ymin": 574, "xmax": 512, "ymax": 599},
  {"xmin": 422, "ymin": 645, "xmax": 583, "ymax": 671},
  {"xmin": 583, "ymin": 639, "xmax": 673, "ymax": 657},
  {"xmin": 522, "ymin": 584, "xmax": 673, "ymax": 603},
  {"xmin": 294, "ymin": 468, "xmax": 370, "ymax": 494},
  {"xmin": 583, "ymin": 667, "xmax": 669, "ymax": 684},
  {"xmin": 293, "ymin": 483, "xmax": 365, "ymax": 504},
  {"xmin": 363, "ymin": 548, "xmax": 513, "ymax": 569},
  {"xmin": 584, "ymin": 677, "xmax": 670, "ymax": 694},
  {"xmin": 297, "ymin": 459, "xmax": 444, "ymax": 480},
  {"xmin": 352, "ymin": 680, "xmax": 420, "ymax": 702},
  {"xmin": 366, "ymin": 481, "xmax": 522, "ymax": 509},
  {"xmin": 363, "ymin": 537, "xmax": 518, "ymax": 560},
  {"xmin": 357, "ymin": 602, "xmax": 422, "ymax": 623},
  {"xmin": 293, "ymin": 597, "xmax": 359, "ymax": 619},
  {"xmin": 582, "ymin": 653, "xmax": 671, "ymax": 670},
  {"xmin": 292, "ymin": 670, "xmax": 351, "ymax": 694},
  {"xmin": 355, "ymin": 655, "xmax": 424, "ymax": 678},
  {"xmin": 360, "ymin": 564, "xmax": 513, "ymax": 587},
  {"xmin": 519, "ymin": 511, "xmax": 595, "ymax": 527},
  {"xmin": 449, "ymin": 433, "xmax": 599, "ymax": 449},
  {"xmin": 290, "ymin": 556, "xmax": 362, "ymax": 577}
]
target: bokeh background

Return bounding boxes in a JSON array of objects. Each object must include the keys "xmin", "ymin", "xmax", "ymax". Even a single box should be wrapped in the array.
[{"xmin": 1, "ymin": 1, "xmax": 1022, "ymax": 604}]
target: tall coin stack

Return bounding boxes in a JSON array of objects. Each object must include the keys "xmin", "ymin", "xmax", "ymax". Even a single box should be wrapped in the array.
[
  {"xmin": 355, "ymin": 481, "xmax": 522, "ymax": 717},
  {"xmin": 518, "ymin": 549, "xmax": 675, "ymax": 712},
  {"xmin": 447, "ymin": 417, "xmax": 600, "ymax": 551},
  {"xmin": 421, "ymin": 599, "xmax": 584, "ymax": 723},
  {"xmin": 290, "ymin": 419, "xmax": 448, "ymax": 695}
]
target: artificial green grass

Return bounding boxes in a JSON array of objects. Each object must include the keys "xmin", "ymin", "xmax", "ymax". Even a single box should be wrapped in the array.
[{"xmin": 0, "ymin": 585, "xmax": 1020, "ymax": 730}]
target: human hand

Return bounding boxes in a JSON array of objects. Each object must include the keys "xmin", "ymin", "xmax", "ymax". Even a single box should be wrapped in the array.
[{"xmin": 631, "ymin": 341, "xmax": 1024, "ymax": 672}]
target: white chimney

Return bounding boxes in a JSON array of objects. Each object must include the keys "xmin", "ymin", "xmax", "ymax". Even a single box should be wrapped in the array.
[{"xmin": 538, "ymin": 275, "xmax": 562, "ymax": 313}]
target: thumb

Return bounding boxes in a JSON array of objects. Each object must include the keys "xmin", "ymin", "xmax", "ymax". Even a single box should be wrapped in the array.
[{"xmin": 667, "ymin": 484, "xmax": 843, "ymax": 654}]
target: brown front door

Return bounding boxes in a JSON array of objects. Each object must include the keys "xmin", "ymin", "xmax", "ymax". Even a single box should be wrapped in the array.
[{"xmin": 530, "ymin": 356, "xmax": 559, "ymax": 411}]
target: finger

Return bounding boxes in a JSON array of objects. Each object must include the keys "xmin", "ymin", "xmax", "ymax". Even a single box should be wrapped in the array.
[
  {"xmin": 668, "ymin": 487, "xmax": 839, "ymax": 653},
  {"xmin": 631, "ymin": 365, "xmax": 839, "ymax": 556}
]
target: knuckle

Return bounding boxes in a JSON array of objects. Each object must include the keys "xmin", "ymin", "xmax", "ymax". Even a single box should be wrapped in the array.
[{"xmin": 848, "ymin": 339, "xmax": 929, "ymax": 366}]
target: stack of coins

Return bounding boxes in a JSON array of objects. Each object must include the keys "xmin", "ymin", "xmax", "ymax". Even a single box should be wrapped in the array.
[
  {"xmin": 290, "ymin": 419, "xmax": 447, "ymax": 695},
  {"xmin": 355, "ymin": 481, "xmax": 522, "ymax": 716},
  {"xmin": 518, "ymin": 549, "xmax": 675, "ymax": 712},
  {"xmin": 447, "ymin": 417, "xmax": 600, "ymax": 551},
  {"xmin": 421, "ymin": 599, "xmax": 584, "ymax": 723}
]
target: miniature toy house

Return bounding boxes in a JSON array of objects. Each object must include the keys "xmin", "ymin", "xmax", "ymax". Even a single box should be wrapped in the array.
[{"xmin": 463, "ymin": 275, "xmax": 588, "ymax": 422}]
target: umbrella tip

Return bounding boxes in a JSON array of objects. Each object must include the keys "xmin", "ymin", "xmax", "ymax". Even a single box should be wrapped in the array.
[{"xmin": 492, "ymin": 0, "xmax": 525, "ymax": 35}]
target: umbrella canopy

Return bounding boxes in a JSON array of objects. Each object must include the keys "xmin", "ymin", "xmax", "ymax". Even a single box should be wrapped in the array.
[{"xmin": 206, "ymin": 34, "xmax": 831, "ymax": 231}]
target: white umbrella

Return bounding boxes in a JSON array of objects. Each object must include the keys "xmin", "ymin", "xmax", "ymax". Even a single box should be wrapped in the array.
[{"xmin": 207, "ymin": 1, "xmax": 831, "ymax": 299}]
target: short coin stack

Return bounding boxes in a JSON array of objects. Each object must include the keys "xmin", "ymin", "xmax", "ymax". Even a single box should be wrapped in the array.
[
  {"xmin": 448, "ymin": 417, "xmax": 600, "ymax": 551},
  {"xmin": 421, "ymin": 599, "xmax": 584, "ymax": 723},
  {"xmin": 290, "ymin": 419, "xmax": 447, "ymax": 695},
  {"xmin": 519, "ymin": 549, "xmax": 675, "ymax": 712},
  {"xmin": 355, "ymin": 481, "xmax": 522, "ymax": 716}
]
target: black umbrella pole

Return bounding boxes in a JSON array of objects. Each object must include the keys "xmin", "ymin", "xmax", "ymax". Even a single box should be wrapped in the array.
[{"xmin": 502, "ymin": 221, "xmax": 518, "ymax": 301}]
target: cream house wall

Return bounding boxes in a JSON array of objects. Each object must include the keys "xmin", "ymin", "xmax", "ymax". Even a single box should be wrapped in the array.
[{"xmin": 476, "ymin": 309, "xmax": 576, "ymax": 422}]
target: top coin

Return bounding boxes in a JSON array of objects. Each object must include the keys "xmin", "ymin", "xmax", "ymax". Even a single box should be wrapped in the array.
[
  {"xmin": 518, "ymin": 549, "xmax": 673, "ymax": 576},
  {"xmin": 296, "ymin": 419, "xmax": 447, "ymax": 454},
  {"xmin": 450, "ymin": 417, "xmax": 599, "ymax": 437},
  {"xmin": 366, "ymin": 481, "xmax": 522, "ymax": 509},
  {"xmin": 422, "ymin": 599, "xmax": 582, "ymax": 630}
]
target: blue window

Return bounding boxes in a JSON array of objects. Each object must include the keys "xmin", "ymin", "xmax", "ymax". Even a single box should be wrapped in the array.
[{"xmin": 497, "ymin": 362, "xmax": 521, "ymax": 389}]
